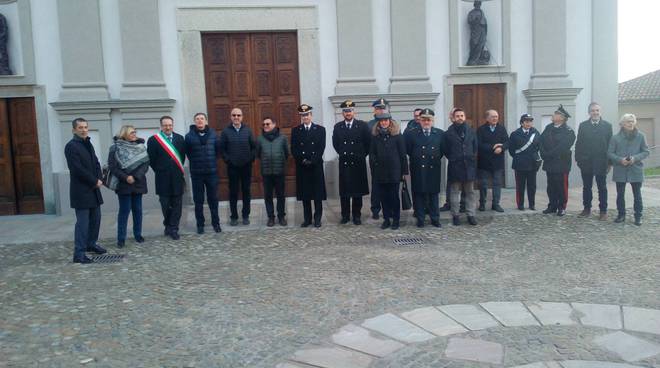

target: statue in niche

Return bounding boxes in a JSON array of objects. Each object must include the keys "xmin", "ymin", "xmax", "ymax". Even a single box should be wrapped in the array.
[
  {"xmin": 466, "ymin": 0, "xmax": 490, "ymax": 66},
  {"xmin": 0, "ymin": 13, "xmax": 11, "ymax": 75}
]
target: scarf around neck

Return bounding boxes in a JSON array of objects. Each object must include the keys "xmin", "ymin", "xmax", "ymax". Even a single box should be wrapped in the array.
[{"xmin": 114, "ymin": 138, "xmax": 149, "ymax": 171}]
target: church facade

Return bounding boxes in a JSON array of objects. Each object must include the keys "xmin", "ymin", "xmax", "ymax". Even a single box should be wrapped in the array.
[{"xmin": 0, "ymin": 0, "xmax": 618, "ymax": 215}]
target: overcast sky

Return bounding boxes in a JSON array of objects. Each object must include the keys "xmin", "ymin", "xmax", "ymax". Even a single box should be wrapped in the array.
[{"xmin": 618, "ymin": 1, "xmax": 660, "ymax": 82}]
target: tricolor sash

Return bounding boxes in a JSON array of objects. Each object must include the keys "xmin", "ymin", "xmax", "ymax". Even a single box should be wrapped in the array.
[{"xmin": 153, "ymin": 132, "xmax": 184, "ymax": 174}]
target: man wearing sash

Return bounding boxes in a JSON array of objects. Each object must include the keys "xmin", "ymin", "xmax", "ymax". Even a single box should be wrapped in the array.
[
  {"xmin": 147, "ymin": 116, "xmax": 186, "ymax": 240},
  {"xmin": 509, "ymin": 114, "xmax": 541, "ymax": 210}
]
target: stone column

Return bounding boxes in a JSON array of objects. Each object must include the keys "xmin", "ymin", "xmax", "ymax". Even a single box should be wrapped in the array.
[
  {"xmin": 389, "ymin": 0, "xmax": 432, "ymax": 93},
  {"xmin": 57, "ymin": 0, "xmax": 109, "ymax": 101},
  {"xmin": 117, "ymin": 0, "xmax": 168, "ymax": 99},
  {"xmin": 334, "ymin": 0, "xmax": 378, "ymax": 94},
  {"xmin": 528, "ymin": 0, "xmax": 572, "ymax": 90},
  {"xmin": 591, "ymin": 0, "xmax": 618, "ymax": 122}
]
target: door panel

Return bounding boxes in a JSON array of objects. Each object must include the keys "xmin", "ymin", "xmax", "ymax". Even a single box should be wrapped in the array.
[
  {"xmin": 203, "ymin": 32, "xmax": 301, "ymax": 200},
  {"xmin": 0, "ymin": 100, "xmax": 16, "ymax": 215}
]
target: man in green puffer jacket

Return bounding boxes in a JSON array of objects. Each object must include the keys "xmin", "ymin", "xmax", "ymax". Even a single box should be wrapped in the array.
[{"xmin": 256, "ymin": 117, "xmax": 290, "ymax": 226}]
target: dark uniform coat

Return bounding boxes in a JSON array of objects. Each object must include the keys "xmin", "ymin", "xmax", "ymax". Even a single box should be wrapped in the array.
[
  {"xmin": 64, "ymin": 135, "xmax": 104, "ymax": 209},
  {"xmin": 147, "ymin": 132, "xmax": 186, "ymax": 196},
  {"xmin": 540, "ymin": 123, "xmax": 576, "ymax": 173},
  {"xmin": 291, "ymin": 123, "xmax": 327, "ymax": 201},
  {"xmin": 477, "ymin": 124, "xmax": 509, "ymax": 171},
  {"xmin": 406, "ymin": 127, "xmax": 444, "ymax": 193},
  {"xmin": 332, "ymin": 119, "xmax": 370, "ymax": 196},
  {"xmin": 508, "ymin": 127, "xmax": 541, "ymax": 171},
  {"xmin": 575, "ymin": 119, "xmax": 613, "ymax": 175},
  {"xmin": 444, "ymin": 123, "xmax": 478, "ymax": 183}
]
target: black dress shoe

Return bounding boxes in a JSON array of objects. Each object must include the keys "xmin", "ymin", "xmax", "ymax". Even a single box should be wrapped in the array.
[
  {"xmin": 529, "ymin": 206, "xmax": 536, "ymax": 211},
  {"xmin": 372, "ymin": 212, "xmax": 380, "ymax": 220},
  {"xmin": 164, "ymin": 228, "xmax": 170, "ymax": 236},
  {"xmin": 170, "ymin": 232, "xmax": 180, "ymax": 240},
  {"xmin": 416, "ymin": 219, "xmax": 425, "ymax": 228},
  {"xmin": 197, "ymin": 226, "xmax": 204, "ymax": 234},
  {"xmin": 340, "ymin": 217, "xmax": 350, "ymax": 224},
  {"xmin": 279, "ymin": 218, "xmax": 288, "ymax": 226},
  {"xmin": 542, "ymin": 207, "xmax": 557, "ymax": 214},
  {"xmin": 467, "ymin": 216, "xmax": 478, "ymax": 226},
  {"xmin": 390, "ymin": 220, "xmax": 400, "ymax": 230},
  {"xmin": 517, "ymin": 206, "xmax": 525, "ymax": 211},
  {"xmin": 230, "ymin": 219, "xmax": 239, "ymax": 226},
  {"xmin": 439, "ymin": 203, "xmax": 451, "ymax": 212},
  {"xmin": 452, "ymin": 216, "xmax": 461, "ymax": 226},
  {"xmin": 135, "ymin": 235, "xmax": 145, "ymax": 243},
  {"xmin": 557, "ymin": 209, "xmax": 566, "ymax": 217},
  {"xmin": 380, "ymin": 219, "xmax": 391, "ymax": 229},
  {"xmin": 431, "ymin": 220, "xmax": 441, "ymax": 228},
  {"xmin": 478, "ymin": 203, "xmax": 486, "ymax": 212},
  {"xmin": 213, "ymin": 225, "xmax": 222, "ymax": 233},
  {"xmin": 492, "ymin": 204, "xmax": 504, "ymax": 213},
  {"xmin": 73, "ymin": 255, "xmax": 93, "ymax": 264},
  {"xmin": 353, "ymin": 218, "xmax": 361, "ymax": 225},
  {"xmin": 242, "ymin": 218, "xmax": 250, "ymax": 225},
  {"xmin": 634, "ymin": 217, "xmax": 642, "ymax": 226},
  {"xmin": 301, "ymin": 221, "xmax": 312, "ymax": 228},
  {"xmin": 86, "ymin": 244, "xmax": 107, "ymax": 255},
  {"xmin": 117, "ymin": 240, "xmax": 125, "ymax": 248},
  {"xmin": 614, "ymin": 214, "xmax": 625, "ymax": 223},
  {"xmin": 314, "ymin": 220, "xmax": 322, "ymax": 228},
  {"xmin": 267, "ymin": 218, "xmax": 275, "ymax": 227}
]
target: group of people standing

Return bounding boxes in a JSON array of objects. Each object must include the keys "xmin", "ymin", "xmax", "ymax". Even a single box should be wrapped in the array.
[{"xmin": 64, "ymin": 99, "xmax": 649, "ymax": 264}]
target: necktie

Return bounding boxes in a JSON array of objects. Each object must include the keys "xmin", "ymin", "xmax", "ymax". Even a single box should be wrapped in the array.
[
  {"xmin": 347, "ymin": 123, "xmax": 351, "ymax": 129},
  {"xmin": 425, "ymin": 129, "xmax": 430, "ymax": 137},
  {"xmin": 167, "ymin": 135, "xmax": 173, "ymax": 142}
]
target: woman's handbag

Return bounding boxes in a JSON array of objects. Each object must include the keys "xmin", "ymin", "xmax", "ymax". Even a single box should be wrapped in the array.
[
  {"xmin": 102, "ymin": 164, "xmax": 118, "ymax": 191},
  {"xmin": 400, "ymin": 180, "xmax": 412, "ymax": 210}
]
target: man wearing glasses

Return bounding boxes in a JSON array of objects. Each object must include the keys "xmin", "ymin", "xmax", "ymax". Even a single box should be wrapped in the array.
[{"xmin": 219, "ymin": 108, "xmax": 257, "ymax": 226}]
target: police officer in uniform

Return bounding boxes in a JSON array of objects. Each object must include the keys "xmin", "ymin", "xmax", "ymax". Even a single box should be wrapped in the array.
[
  {"xmin": 291, "ymin": 104, "xmax": 327, "ymax": 227},
  {"xmin": 367, "ymin": 98, "xmax": 389, "ymax": 219},
  {"xmin": 540, "ymin": 105, "xmax": 576, "ymax": 216},
  {"xmin": 332, "ymin": 100, "xmax": 371, "ymax": 225},
  {"xmin": 406, "ymin": 108, "xmax": 444, "ymax": 228}
]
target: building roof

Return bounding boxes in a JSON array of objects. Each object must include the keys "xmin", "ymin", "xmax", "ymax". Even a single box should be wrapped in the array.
[{"xmin": 619, "ymin": 69, "xmax": 660, "ymax": 103}]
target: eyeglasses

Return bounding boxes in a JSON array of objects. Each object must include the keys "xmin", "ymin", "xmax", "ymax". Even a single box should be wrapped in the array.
[
  {"xmin": 262, "ymin": 123, "xmax": 272, "ymax": 126},
  {"xmin": 232, "ymin": 114, "xmax": 242, "ymax": 117},
  {"xmin": 129, "ymin": 131, "xmax": 137, "ymax": 134}
]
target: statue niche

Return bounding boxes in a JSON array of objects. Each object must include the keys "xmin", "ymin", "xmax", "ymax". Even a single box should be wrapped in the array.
[
  {"xmin": 466, "ymin": 0, "xmax": 490, "ymax": 66},
  {"xmin": 0, "ymin": 13, "xmax": 12, "ymax": 75}
]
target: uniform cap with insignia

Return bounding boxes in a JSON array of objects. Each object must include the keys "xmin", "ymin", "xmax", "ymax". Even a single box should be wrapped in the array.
[
  {"xmin": 555, "ymin": 104, "xmax": 571, "ymax": 119},
  {"xmin": 372, "ymin": 98, "xmax": 389, "ymax": 109},
  {"xmin": 519, "ymin": 113, "xmax": 534, "ymax": 123},
  {"xmin": 340, "ymin": 100, "xmax": 355, "ymax": 111},
  {"xmin": 420, "ymin": 108, "xmax": 435, "ymax": 118},
  {"xmin": 298, "ymin": 104, "xmax": 313, "ymax": 115},
  {"xmin": 375, "ymin": 112, "xmax": 392, "ymax": 120}
]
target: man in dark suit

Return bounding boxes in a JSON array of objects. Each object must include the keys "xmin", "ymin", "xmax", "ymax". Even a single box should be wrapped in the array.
[
  {"xmin": 540, "ymin": 105, "xmax": 576, "ymax": 216},
  {"xmin": 444, "ymin": 108, "xmax": 478, "ymax": 226},
  {"xmin": 406, "ymin": 108, "xmax": 444, "ymax": 228},
  {"xmin": 147, "ymin": 116, "xmax": 186, "ymax": 239},
  {"xmin": 575, "ymin": 102, "xmax": 613, "ymax": 220},
  {"xmin": 64, "ymin": 117, "xmax": 106, "ymax": 264},
  {"xmin": 291, "ymin": 104, "xmax": 327, "ymax": 227},
  {"xmin": 332, "ymin": 100, "xmax": 370, "ymax": 225},
  {"xmin": 477, "ymin": 109, "xmax": 509, "ymax": 212}
]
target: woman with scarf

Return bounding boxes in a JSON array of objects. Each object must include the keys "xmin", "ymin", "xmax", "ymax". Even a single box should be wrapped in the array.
[
  {"xmin": 608, "ymin": 113, "xmax": 650, "ymax": 226},
  {"xmin": 108, "ymin": 125, "xmax": 150, "ymax": 247},
  {"xmin": 256, "ymin": 117, "xmax": 289, "ymax": 227},
  {"xmin": 369, "ymin": 113, "xmax": 408, "ymax": 230}
]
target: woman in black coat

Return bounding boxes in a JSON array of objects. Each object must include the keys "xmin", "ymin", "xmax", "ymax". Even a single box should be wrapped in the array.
[
  {"xmin": 108, "ymin": 126, "xmax": 150, "ymax": 247},
  {"xmin": 369, "ymin": 113, "xmax": 408, "ymax": 230},
  {"xmin": 508, "ymin": 114, "xmax": 542, "ymax": 210}
]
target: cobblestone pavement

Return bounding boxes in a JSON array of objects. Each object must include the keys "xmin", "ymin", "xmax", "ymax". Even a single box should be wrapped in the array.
[{"xmin": 1, "ymin": 204, "xmax": 659, "ymax": 367}]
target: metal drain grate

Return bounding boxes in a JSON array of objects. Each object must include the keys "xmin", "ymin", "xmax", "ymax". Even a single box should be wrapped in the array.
[
  {"xmin": 392, "ymin": 237, "xmax": 425, "ymax": 246},
  {"xmin": 91, "ymin": 254, "xmax": 125, "ymax": 264}
]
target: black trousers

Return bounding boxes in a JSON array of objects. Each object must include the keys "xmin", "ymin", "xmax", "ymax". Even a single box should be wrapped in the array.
[
  {"xmin": 514, "ymin": 170, "xmax": 537, "ymax": 208},
  {"xmin": 191, "ymin": 175, "xmax": 219, "ymax": 228},
  {"xmin": 616, "ymin": 182, "xmax": 643, "ymax": 217},
  {"xmin": 581, "ymin": 169, "xmax": 608, "ymax": 212},
  {"xmin": 414, "ymin": 192, "xmax": 439, "ymax": 221},
  {"xmin": 340, "ymin": 196, "xmax": 363, "ymax": 220},
  {"xmin": 378, "ymin": 182, "xmax": 401, "ymax": 222},
  {"xmin": 302, "ymin": 199, "xmax": 323, "ymax": 223},
  {"xmin": 74, "ymin": 207, "xmax": 101, "ymax": 259},
  {"xmin": 546, "ymin": 172, "xmax": 568, "ymax": 211},
  {"xmin": 227, "ymin": 163, "xmax": 252, "ymax": 219},
  {"xmin": 370, "ymin": 179, "xmax": 381, "ymax": 215},
  {"xmin": 263, "ymin": 174, "xmax": 286, "ymax": 219},
  {"xmin": 159, "ymin": 195, "xmax": 183, "ymax": 233}
]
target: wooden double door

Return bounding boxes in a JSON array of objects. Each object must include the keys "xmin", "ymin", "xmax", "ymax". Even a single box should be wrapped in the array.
[
  {"xmin": 0, "ymin": 97, "xmax": 44, "ymax": 215},
  {"xmin": 202, "ymin": 32, "xmax": 301, "ymax": 200}
]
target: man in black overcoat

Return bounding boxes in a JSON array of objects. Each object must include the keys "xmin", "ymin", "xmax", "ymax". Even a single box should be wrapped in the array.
[
  {"xmin": 291, "ymin": 104, "xmax": 327, "ymax": 227},
  {"xmin": 332, "ymin": 100, "xmax": 370, "ymax": 225},
  {"xmin": 147, "ymin": 115, "xmax": 186, "ymax": 239},
  {"xmin": 64, "ymin": 117, "xmax": 106, "ymax": 264},
  {"xmin": 574, "ymin": 102, "xmax": 613, "ymax": 220},
  {"xmin": 476, "ymin": 109, "xmax": 509, "ymax": 212},
  {"xmin": 540, "ymin": 105, "xmax": 576, "ymax": 216},
  {"xmin": 444, "ymin": 108, "xmax": 478, "ymax": 226},
  {"xmin": 367, "ymin": 98, "xmax": 389, "ymax": 219}
]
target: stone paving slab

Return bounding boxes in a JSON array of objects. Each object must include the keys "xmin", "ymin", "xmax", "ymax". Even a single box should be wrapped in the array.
[
  {"xmin": 560, "ymin": 361, "xmax": 646, "ymax": 368},
  {"xmin": 400, "ymin": 306, "xmax": 468, "ymax": 336},
  {"xmin": 444, "ymin": 337, "xmax": 504, "ymax": 364},
  {"xmin": 526, "ymin": 302, "xmax": 577, "ymax": 326},
  {"xmin": 511, "ymin": 362, "xmax": 563, "ymax": 368},
  {"xmin": 289, "ymin": 346, "xmax": 373, "ymax": 368},
  {"xmin": 276, "ymin": 363, "xmax": 306, "ymax": 368},
  {"xmin": 571, "ymin": 303, "xmax": 622, "ymax": 330},
  {"xmin": 361, "ymin": 313, "xmax": 435, "ymax": 343},
  {"xmin": 437, "ymin": 304, "xmax": 500, "ymax": 330},
  {"xmin": 330, "ymin": 324, "xmax": 405, "ymax": 357},
  {"xmin": 623, "ymin": 306, "xmax": 660, "ymax": 335},
  {"xmin": 593, "ymin": 331, "xmax": 660, "ymax": 362},
  {"xmin": 480, "ymin": 301, "xmax": 541, "ymax": 327}
]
